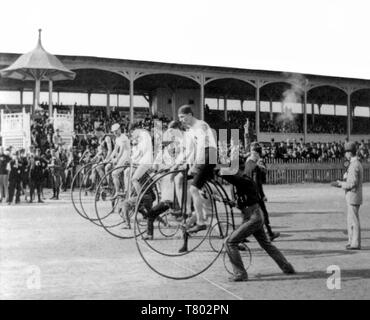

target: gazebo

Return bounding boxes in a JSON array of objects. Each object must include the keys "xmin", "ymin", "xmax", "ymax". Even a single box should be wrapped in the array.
[{"xmin": 0, "ymin": 29, "xmax": 75, "ymax": 116}]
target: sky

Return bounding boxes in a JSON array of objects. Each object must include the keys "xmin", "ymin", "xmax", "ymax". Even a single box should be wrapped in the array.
[{"xmin": 1, "ymin": 0, "xmax": 370, "ymax": 80}]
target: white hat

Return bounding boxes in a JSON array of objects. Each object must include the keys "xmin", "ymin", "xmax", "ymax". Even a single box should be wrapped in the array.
[{"xmin": 111, "ymin": 123, "xmax": 120, "ymax": 132}]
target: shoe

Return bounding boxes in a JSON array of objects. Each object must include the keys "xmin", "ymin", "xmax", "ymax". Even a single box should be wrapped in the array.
[
  {"xmin": 38, "ymin": 199, "xmax": 44, "ymax": 203},
  {"xmin": 170, "ymin": 209, "xmax": 182, "ymax": 217},
  {"xmin": 269, "ymin": 232, "xmax": 281, "ymax": 242},
  {"xmin": 50, "ymin": 196, "xmax": 56, "ymax": 200},
  {"xmin": 238, "ymin": 243, "xmax": 247, "ymax": 251},
  {"xmin": 143, "ymin": 235, "xmax": 153, "ymax": 240},
  {"xmin": 178, "ymin": 245, "xmax": 188, "ymax": 253},
  {"xmin": 346, "ymin": 245, "xmax": 361, "ymax": 250},
  {"xmin": 283, "ymin": 263, "xmax": 296, "ymax": 274},
  {"xmin": 188, "ymin": 224, "xmax": 207, "ymax": 233},
  {"xmin": 228, "ymin": 274, "xmax": 248, "ymax": 282}
]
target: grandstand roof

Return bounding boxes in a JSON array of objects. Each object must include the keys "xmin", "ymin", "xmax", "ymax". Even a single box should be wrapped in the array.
[{"xmin": 1, "ymin": 51, "xmax": 370, "ymax": 106}]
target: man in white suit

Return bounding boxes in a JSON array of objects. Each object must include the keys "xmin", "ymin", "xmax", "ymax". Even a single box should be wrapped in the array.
[{"xmin": 336, "ymin": 142, "xmax": 363, "ymax": 250}]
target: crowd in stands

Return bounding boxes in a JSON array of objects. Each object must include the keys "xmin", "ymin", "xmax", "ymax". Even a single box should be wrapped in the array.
[
  {"xmin": 205, "ymin": 109, "xmax": 370, "ymax": 135},
  {"xmin": 260, "ymin": 140, "xmax": 370, "ymax": 162},
  {"xmin": 1, "ymin": 106, "xmax": 369, "ymax": 206},
  {"xmin": 217, "ymin": 138, "xmax": 370, "ymax": 165}
]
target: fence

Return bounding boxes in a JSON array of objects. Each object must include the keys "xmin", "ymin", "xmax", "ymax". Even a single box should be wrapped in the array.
[
  {"xmin": 0, "ymin": 109, "xmax": 31, "ymax": 149},
  {"xmin": 265, "ymin": 158, "xmax": 370, "ymax": 184}
]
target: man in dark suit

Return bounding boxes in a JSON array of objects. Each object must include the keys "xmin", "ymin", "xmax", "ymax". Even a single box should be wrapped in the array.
[
  {"xmin": 29, "ymin": 150, "xmax": 48, "ymax": 203},
  {"xmin": 243, "ymin": 143, "xmax": 280, "ymax": 241},
  {"xmin": 49, "ymin": 149, "xmax": 62, "ymax": 200},
  {"xmin": 7, "ymin": 151, "xmax": 23, "ymax": 205},
  {"xmin": 220, "ymin": 167, "xmax": 295, "ymax": 282}
]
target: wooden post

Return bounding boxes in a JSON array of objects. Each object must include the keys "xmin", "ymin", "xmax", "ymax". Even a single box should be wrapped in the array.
[
  {"xmin": 269, "ymin": 98, "xmax": 273, "ymax": 121},
  {"xmin": 72, "ymin": 104, "xmax": 75, "ymax": 117},
  {"xmin": 129, "ymin": 73, "xmax": 134, "ymax": 124},
  {"xmin": 303, "ymin": 89, "xmax": 307, "ymax": 143},
  {"xmin": 200, "ymin": 74, "xmax": 205, "ymax": 120},
  {"xmin": 34, "ymin": 78, "xmax": 41, "ymax": 115},
  {"xmin": 106, "ymin": 90, "xmax": 110, "ymax": 116},
  {"xmin": 224, "ymin": 97, "xmax": 228, "ymax": 121},
  {"xmin": 20, "ymin": 89, "xmax": 23, "ymax": 107},
  {"xmin": 171, "ymin": 90, "xmax": 176, "ymax": 120},
  {"xmin": 48, "ymin": 80, "xmax": 53, "ymax": 119},
  {"xmin": 347, "ymin": 91, "xmax": 351, "ymax": 140},
  {"xmin": 255, "ymin": 80, "xmax": 260, "ymax": 141},
  {"xmin": 312, "ymin": 103, "xmax": 315, "ymax": 125}
]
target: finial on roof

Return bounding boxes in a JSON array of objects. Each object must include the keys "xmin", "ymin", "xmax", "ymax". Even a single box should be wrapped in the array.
[{"xmin": 37, "ymin": 29, "xmax": 42, "ymax": 47}]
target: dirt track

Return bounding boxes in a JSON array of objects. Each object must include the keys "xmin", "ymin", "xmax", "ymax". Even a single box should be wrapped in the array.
[{"xmin": 1, "ymin": 183, "xmax": 369, "ymax": 300}]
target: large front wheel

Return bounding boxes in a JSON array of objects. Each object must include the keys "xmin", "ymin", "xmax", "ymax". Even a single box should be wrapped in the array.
[{"xmin": 134, "ymin": 171, "xmax": 226, "ymax": 280}]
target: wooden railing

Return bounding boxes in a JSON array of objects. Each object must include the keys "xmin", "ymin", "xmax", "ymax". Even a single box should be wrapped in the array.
[
  {"xmin": 265, "ymin": 158, "xmax": 370, "ymax": 184},
  {"xmin": 216, "ymin": 158, "xmax": 370, "ymax": 185}
]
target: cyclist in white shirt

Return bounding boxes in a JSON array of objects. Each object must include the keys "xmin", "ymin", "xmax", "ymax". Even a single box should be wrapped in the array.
[
  {"xmin": 165, "ymin": 121, "xmax": 195, "ymax": 217},
  {"xmin": 105, "ymin": 123, "xmax": 130, "ymax": 199},
  {"xmin": 177, "ymin": 105, "xmax": 217, "ymax": 234},
  {"xmin": 125, "ymin": 124, "xmax": 153, "ymax": 196}
]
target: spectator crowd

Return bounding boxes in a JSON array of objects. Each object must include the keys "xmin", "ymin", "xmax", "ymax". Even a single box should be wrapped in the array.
[{"xmin": 0, "ymin": 107, "xmax": 369, "ymax": 206}]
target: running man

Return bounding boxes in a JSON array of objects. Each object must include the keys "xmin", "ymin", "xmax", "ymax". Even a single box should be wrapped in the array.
[{"xmin": 220, "ymin": 166, "xmax": 295, "ymax": 282}]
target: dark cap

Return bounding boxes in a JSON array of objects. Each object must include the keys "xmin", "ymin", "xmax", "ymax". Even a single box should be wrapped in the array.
[
  {"xmin": 178, "ymin": 105, "xmax": 193, "ymax": 115},
  {"xmin": 251, "ymin": 142, "xmax": 262, "ymax": 155},
  {"xmin": 344, "ymin": 141, "xmax": 356, "ymax": 154}
]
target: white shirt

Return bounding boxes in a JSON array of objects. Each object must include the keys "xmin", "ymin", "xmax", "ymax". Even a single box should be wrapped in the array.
[
  {"xmin": 115, "ymin": 133, "xmax": 130, "ymax": 162},
  {"xmin": 178, "ymin": 130, "xmax": 196, "ymax": 165},
  {"xmin": 131, "ymin": 129, "xmax": 153, "ymax": 165},
  {"xmin": 187, "ymin": 119, "xmax": 217, "ymax": 164}
]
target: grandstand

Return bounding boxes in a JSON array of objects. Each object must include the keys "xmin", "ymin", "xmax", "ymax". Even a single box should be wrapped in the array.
[{"xmin": 1, "ymin": 52, "xmax": 370, "ymax": 143}]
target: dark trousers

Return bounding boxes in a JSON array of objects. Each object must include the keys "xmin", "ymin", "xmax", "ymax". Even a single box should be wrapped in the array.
[
  {"xmin": 147, "ymin": 201, "xmax": 171, "ymax": 236},
  {"xmin": 51, "ymin": 173, "xmax": 61, "ymax": 198},
  {"xmin": 8, "ymin": 179, "xmax": 21, "ymax": 203},
  {"xmin": 226, "ymin": 203, "xmax": 291, "ymax": 277},
  {"xmin": 29, "ymin": 180, "xmax": 42, "ymax": 202},
  {"xmin": 259, "ymin": 199, "xmax": 273, "ymax": 235},
  {"xmin": 60, "ymin": 168, "xmax": 67, "ymax": 191}
]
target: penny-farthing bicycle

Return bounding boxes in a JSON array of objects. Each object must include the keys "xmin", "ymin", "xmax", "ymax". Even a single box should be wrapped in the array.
[
  {"xmin": 133, "ymin": 167, "xmax": 252, "ymax": 280},
  {"xmin": 71, "ymin": 161, "xmax": 98, "ymax": 221},
  {"xmin": 93, "ymin": 163, "xmax": 165, "ymax": 239},
  {"xmin": 71, "ymin": 161, "xmax": 111, "ymax": 227}
]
